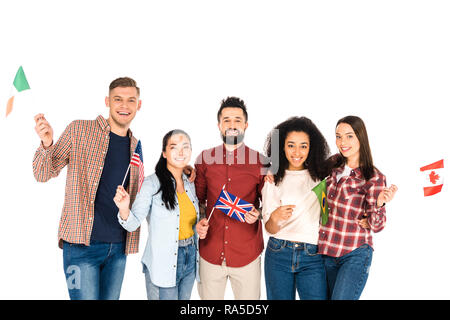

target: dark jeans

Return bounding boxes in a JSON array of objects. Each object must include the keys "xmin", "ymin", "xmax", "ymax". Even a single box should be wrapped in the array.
[
  {"xmin": 264, "ymin": 237, "xmax": 327, "ymax": 300},
  {"xmin": 323, "ymin": 244, "xmax": 373, "ymax": 300}
]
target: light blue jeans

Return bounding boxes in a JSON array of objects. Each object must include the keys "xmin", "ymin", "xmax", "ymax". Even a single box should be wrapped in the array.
[
  {"xmin": 264, "ymin": 237, "xmax": 327, "ymax": 300},
  {"xmin": 323, "ymin": 244, "xmax": 373, "ymax": 300},
  {"xmin": 62, "ymin": 240, "xmax": 126, "ymax": 300},
  {"xmin": 144, "ymin": 241, "xmax": 196, "ymax": 300}
]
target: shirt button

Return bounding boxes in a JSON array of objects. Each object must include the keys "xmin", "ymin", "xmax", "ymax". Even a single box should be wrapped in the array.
[
  {"xmin": 225, "ymin": 226, "xmax": 228, "ymax": 229},
  {"xmin": 225, "ymin": 241, "xmax": 228, "ymax": 244},
  {"xmin": 228, "ymin": 178, "xmax": 231, "ymax": 181}
]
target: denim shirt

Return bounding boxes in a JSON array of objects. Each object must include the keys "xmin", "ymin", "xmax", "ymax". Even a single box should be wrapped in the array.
[{"xmin": 118, "ymin": 173, "xmax": 200, "ymax": 288}]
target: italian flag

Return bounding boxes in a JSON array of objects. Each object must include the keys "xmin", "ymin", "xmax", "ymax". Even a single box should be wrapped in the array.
[
  {"xmin": 6, "ymin": 66, "xmax": 30, "ymax": 117},
  {"xmin": 420, "ymin": 159, "xmax": 444, "ymax": 197}
]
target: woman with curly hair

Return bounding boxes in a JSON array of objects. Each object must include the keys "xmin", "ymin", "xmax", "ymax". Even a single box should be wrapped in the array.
[{"xmin": 262, "ymin": 116, "xmax": 330, "ymax": 300}]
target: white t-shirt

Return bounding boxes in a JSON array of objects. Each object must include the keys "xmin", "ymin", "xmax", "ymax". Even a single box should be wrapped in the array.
[
  {"xmin": 336, "ymin": 165, "xmax": 353, "ymax": 183},
  {"xmin": 261, "ymin": 169, "xmax": 321, "ymax": 244}
]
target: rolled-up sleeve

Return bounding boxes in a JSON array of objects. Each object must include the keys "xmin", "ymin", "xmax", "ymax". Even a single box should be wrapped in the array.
[
  {"xmin": 365, "ymin": 175, "xmax": 387, "ymax": 233},
  {"xmin": 33, "ymin": 121, "xmax": 72, "ymax": 182}
]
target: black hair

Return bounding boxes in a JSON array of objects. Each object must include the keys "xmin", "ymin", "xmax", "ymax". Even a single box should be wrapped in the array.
[
  {"xmin": 154, "ymin": 129, "xmax": 191, "ymax": 210},
  {"xmin": 264, "ymin": 116, "xmax": 330, "ymax": 185},
  {"xmin": 217, "ymin": 96, "xmax": 248, "ymax": 122}
]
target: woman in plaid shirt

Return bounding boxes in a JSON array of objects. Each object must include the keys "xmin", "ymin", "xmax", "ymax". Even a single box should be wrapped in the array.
[{"xmin": 318, "ymin": 116, "xmax": 397, "ymax": 300}]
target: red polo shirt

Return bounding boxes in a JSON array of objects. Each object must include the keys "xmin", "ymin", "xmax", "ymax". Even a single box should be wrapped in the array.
[{"xmin": 194, "ymin": 143, "xmax": 266, "ymax": 267}]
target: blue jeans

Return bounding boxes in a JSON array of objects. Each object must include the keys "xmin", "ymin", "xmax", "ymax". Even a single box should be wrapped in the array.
[
  {"xmin": 264, "ymin": 237, "xmax": 327, "ymax": 300},
  {"xmin": 323, "ymin": 244, "xmax": 373, "ymax": 300},
  {"xmin": 62, "ymin": 241, "xmax": 127, "ymax": 300},
  {"xmin": 144, "ymin": 242, "xmax": 196, "ymax": 300}
]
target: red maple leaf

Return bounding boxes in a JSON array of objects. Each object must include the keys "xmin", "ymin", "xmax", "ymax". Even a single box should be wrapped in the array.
[{"xmin": 429, "ymin": 171, "xmax": 440, "ymax": 184}]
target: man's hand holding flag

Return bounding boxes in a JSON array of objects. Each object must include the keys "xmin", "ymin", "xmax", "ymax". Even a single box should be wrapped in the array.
[{"xmin": 197, "ymin": 185, "xmax": 259, "ymax": 240}]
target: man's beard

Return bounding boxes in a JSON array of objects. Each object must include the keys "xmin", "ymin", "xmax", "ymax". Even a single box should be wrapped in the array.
[{"xmin": 221, "ymin": 129, "xmax": 245, "ymax": 145}]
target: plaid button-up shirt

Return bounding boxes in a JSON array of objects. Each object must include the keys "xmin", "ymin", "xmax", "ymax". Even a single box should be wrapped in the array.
[
  {"xmin": 318, "ymin": 165, "xmax": 387, "ymax": 258},
  {"xmin": 33, "ymin": 115, "xmax": 141, "ymax": 255}
]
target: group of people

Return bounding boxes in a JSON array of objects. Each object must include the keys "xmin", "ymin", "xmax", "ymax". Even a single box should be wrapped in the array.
[{"xmin": 33, "ymin": 77, "xmax": 397, "ymax": 300}]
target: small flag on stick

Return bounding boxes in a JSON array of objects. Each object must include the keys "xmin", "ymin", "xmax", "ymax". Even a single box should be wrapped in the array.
[
  {"xmin": 122, "ymin": 140, "xmax": 145, "ymax": 192},
  {"xmin": 208, "ymin": 185, "xmax": 253, "ymax": 223},
  {"xmin": 6, "ymin": 66, "xmax": 30, "ymax": 117},
  {"xmin": 312, "ymin": 179, "xmax": 329, "ymax": 225}
]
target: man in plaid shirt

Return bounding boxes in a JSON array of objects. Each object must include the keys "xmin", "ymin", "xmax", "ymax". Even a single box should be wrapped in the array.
[{"xmin": 33, "ymin": 77, "xmax": 142, "ymax": 300}]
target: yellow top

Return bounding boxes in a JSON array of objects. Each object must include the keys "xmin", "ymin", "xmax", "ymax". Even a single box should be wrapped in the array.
[{"xmin": 177, "ymin": 192, "xmax": 197, "ymax": 240}]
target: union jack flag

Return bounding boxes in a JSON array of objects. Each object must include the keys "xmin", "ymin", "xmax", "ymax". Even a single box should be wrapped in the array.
[
  {"xmin": 214, "ymin": 187, "xmax": 254, "ymax": 223},
  {"xmin": 131, "ymin": 140, "xmax": 144, "ymax": 192}
]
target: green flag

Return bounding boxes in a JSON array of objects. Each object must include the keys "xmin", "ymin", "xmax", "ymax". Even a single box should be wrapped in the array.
[
  {"xmin": 6, "ymin": 66, "xmax": 30, "ymax": 117},
  {"xmin": 13, "ymin": 66, "xmax": 30, "ymax": 92},
  {"xmin": 312, "ymin": 179, "xmax": 329, "ymax": 226}
]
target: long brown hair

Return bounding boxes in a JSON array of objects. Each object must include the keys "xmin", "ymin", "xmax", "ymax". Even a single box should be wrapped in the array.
[{"xmin": 335, "ymin": 116, "xmax": 375, "ymax": 181}]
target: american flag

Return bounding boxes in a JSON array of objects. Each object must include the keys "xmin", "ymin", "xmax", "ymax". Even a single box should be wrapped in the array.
[
  {"xmin": 131, "ymin": 140, "xmax": 144, "ymax": 192},
  {"xmin": 213, "ymin": 187, "xmax": 253, "ymax": 223}
]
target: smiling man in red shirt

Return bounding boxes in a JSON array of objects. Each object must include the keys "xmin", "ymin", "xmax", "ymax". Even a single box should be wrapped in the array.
[{"xmin": 195, "ymin": 97, "xmax": 267, "ymax": 300}]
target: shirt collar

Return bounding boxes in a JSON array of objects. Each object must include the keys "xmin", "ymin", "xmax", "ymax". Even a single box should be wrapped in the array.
[
  {"xmin": 352, "ymin": 167, "xmax": 364, "ymax": 180},
  {"xmin": 96, "ymin": 115, "xmax": 133, "ymax": 138},
  {"xmin": 182, "ymin": 173, "xmax": 191, "ymax": 183},
  {"xmin": 222, "ymin": 142, "xmax": 246, "ymax": 155},
  {"xmin": 334, "ymin": 164, "xmax": 364, "ymax": 180}
]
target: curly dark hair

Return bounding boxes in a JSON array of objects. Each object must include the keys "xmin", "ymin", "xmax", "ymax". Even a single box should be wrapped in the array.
[{"xmin": 264, "ymin": 116, "xmax": 330, "ymax": 185}]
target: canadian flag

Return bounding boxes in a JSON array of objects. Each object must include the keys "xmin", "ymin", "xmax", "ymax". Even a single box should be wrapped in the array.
[{"xmin": 420, "ymin": 159, "xmax": 444, "ymax": 196}]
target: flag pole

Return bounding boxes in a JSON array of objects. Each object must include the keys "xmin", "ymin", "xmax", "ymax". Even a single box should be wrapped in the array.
[
  {"xmin": 121, "ymin": 164, "xmax": 131, "ymax": 186},
  {"xmin": 207, "ymin": 184, "xmax": 226, "ymax": 223},
  {"xmin": 206, "ymin": 206, "xmax": 215, "ymax": 223}
]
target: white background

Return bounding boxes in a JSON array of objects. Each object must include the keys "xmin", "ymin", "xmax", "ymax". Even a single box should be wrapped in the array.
[{"xmin": 0, "ymin": 0, "xmax": 448, "ymax": 300}]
